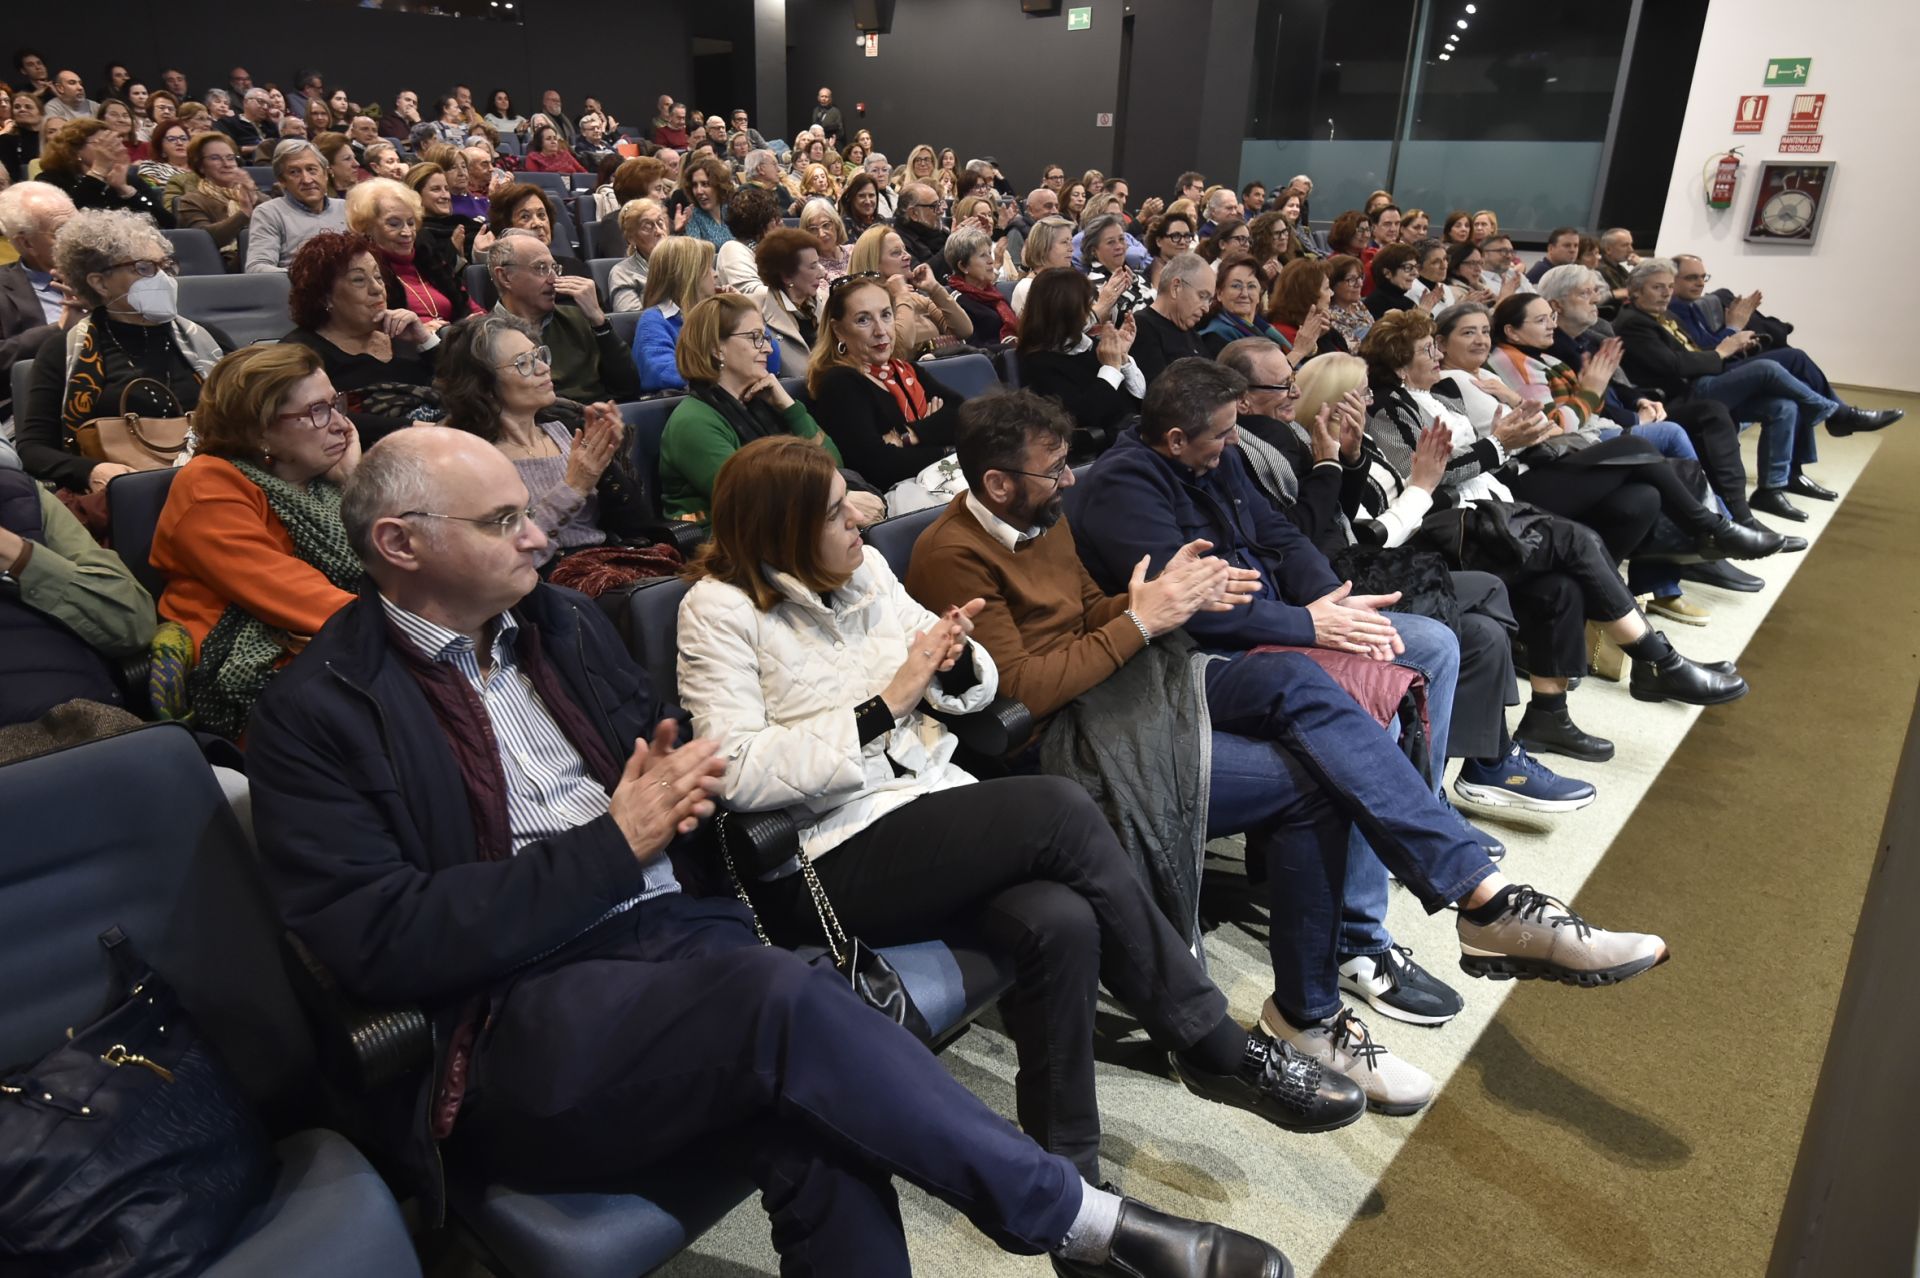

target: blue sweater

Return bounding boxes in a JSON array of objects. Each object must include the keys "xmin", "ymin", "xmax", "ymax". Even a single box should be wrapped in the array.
[
  {"xmin": 1069, "ymin": 428, "xmax": 1341, "ymax": 650},
  {"xmin": 633, "ymin": 305, "xmax": 781, "ymax": 394}
]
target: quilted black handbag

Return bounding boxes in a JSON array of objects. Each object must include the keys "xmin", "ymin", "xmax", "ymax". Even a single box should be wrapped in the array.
[{"xmin": 0, "ymin": 927, "xmax": 273, "ymax": 1278}]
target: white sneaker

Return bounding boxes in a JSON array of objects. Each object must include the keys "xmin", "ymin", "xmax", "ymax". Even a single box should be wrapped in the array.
[{"xmin": 1259, "ymin": 1000, "xmax": 1435, "ymax": 1117}]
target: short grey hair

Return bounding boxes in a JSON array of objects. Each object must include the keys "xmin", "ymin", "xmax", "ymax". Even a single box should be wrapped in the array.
[
  {"xmin": 341, "ymin": 436, "xmax": 442, "ymax": 563},
  {"xmin": 243, "ymin": 88, "xmax": 270, "ymax": 105},
  {"xmin": 864, "ymin": 151, "xmax": 890, "ymax": 170},
  {"xmin": 0, "ymin": 180, "xmax": 75, "ymax": 239},
  {"xmin": 944, "ymin": 225, "xmax": 991, "ymax": 273},
  {"xmin": 1536, "ymin": 263, "xmax": 1605, "ymax": 304},
  {"xmin": 1080, "ymin": 212, "xmax": 1125, "ymax": 249},
  {"xmin": 1158, "ymin": 251, "xmax": 1213, "ymax": 291},
  {"xmin": 1627, "ymin": 257, "xmax": 1677, "ymax": 294},
  {"xmin": 1600, "ymin": 226, "xmax": 1633, "ymax": 245},
  {"xmin": 53, "ymin": 209, "xmax": 168, "ymax": 307},
  {"xmin": 745, "ymin": 148, "xmax": 774, "ymax": 173},
  {"xmin": 204, "ymin": 89, "xmax": 230, "ymax": 108},
  {"xmin": 271, "ymin": 139, "xmax": 324, "ymax": 180},
  {"xmin": 1020, "ymin": 215, "xmax": 1075, "ymax": 272},
  {"xmin": 798, "ymin": 197, "xmax": 844, "ymax": 245},
  {"xmin": 1205, "ymin": 188, "xmax": 1237, "ymax": 218},
  {"xmin": 1217, "ymin": 335, "xmax": 1289, "ymax": 384},
  {"xmin": 486, "ymin": 227, "xmax": 546, "ymax": 277}
]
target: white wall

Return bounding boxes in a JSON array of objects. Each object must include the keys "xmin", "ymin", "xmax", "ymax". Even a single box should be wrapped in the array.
[{"xmin": 1657, "ymin": 0, "xmax": 1920, "ymax": 392}]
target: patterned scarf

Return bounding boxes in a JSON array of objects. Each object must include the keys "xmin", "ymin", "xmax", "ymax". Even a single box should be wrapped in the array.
[
  {"xmin": 865, "ymin": 358, "xmax": 929, "ymax": 425},
  {"xmin": 947, "ymin": 273, "xmax": 1019, "ymax": 337},
  {"xmin": 177, "ymin": 460, "xmax": 363, "ymax": 739}
]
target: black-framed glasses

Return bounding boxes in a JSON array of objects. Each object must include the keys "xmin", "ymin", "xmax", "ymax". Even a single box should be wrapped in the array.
[
  {"xmin": 727, "ymin": 328, "xmax": 770, "ymax": 349},
  {"xmin": 107, "ymin": 257, "xmax": 178, "ymax": 278},
  {"xmin": 274, "ymin": 394, "xmax": 347, "ymax": 430},
  {"xmin": 497, "ymin": 345, "xmax": 552, "ymax": 378},
  {"xmin": 1002, "ymin": 461, "xmax": 1070, "ymax": 489},
  {"xmin": 1163, "ymin": 231, "xmax": 1194, "ymax": 243},
  {"xmin": 400, "ymin": 507, "xmax": 536, "ymax": 537},
  {"xmin": 1248, "ymin": 381, "xmax": 1300, "ymax": 396}
]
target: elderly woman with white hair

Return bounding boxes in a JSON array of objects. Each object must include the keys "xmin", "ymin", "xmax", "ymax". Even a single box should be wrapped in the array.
[
  {"xmin": 944, "ymin": 224, "xmax": 1018, "ymax": 348},
  {"xmin": 345, "ymin": 176, "xmax": 476, "ymax": 327},
  {"xmin": 797, "ymin": 197, "xmax": 850, "ymax": 281},
  {"xmin": 245, "ymin": 140, "xmax": 347, "ymax": 272},
  {"xmin": 607, "ymin": 197, "xmax": 671, "ymax": 313},
  {"xmin": 18, "ymin": 209, "xmax": 232, "ymax": 494}
]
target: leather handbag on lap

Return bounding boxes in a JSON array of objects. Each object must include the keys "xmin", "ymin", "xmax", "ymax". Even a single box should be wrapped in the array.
[
  {"xmin": 72, "ymin": 379, "xmax": 193, "ymax": 473},
  {"xmin": 0, "ymin": 927, "xmax": 273, "ymax": 1277}
]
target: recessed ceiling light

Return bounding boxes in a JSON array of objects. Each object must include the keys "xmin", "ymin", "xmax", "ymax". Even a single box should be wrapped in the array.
[
  {"xmin": 1464, "ymin": 3, "xmax": 1476, "ymax": 11},
  {"xmin": 1457, "ymin": 18, "xmax": 1469, "ymax": 27}
]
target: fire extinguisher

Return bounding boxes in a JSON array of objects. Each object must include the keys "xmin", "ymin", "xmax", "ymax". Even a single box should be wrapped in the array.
[{"xmin": 1704, "ymin": 147, "xmax": 1742, "ymax": 210}]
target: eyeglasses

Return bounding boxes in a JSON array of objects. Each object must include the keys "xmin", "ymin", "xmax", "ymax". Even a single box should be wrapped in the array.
[
  {"xmin": 727, "ymin": 328, "xmax": 770, "ymax": 349},
  {"xmin": 107, "ymin": 257, "xmax": 178, "ymax": 278},
  {"xmin": 1248, "ymin": 380, "xmax": 1300, "ymax": 396},
  {"xmin": 503, "ymin": 260, "xmax": 560, "ymax": 279},
  {"xmin": 274, "ymin": 394, "xmax": 347, "ymax": 430},
  {"xmin": 828, "ymin": 271, "xmax": 883, "ymax": 295},
  {"xmin": 1173, "ymin": 281, "xmax": 1216, "ymax": 306},
  {"xmin": 496, "ymin": 345, "xmax": 552, "ymax": 378},
  {"xmin": 1002, "ymin": 460, "xmax": 1070, "ymax": 489},
  {"xmin": 1676, "ymin": 273, "xmax": 1711, "ymax": 283},
  {"xmin": 1163, "ymin": 231, "xmax": 1194, "ymax": 243},
  {"xmin": 400, "ymin": 507, "xmax": 536, "ymax": 538}
]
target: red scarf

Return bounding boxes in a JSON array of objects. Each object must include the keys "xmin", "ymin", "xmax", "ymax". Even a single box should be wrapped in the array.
[
  {"xmin": 866, "ymin": 358, "xmax": 930, "ymax": 427},
  {"xmin": 947, "ymin": 273, "xmax": 1019, "ymax": 339}
]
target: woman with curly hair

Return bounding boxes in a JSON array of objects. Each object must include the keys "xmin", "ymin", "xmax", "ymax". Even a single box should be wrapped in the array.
[{"xmin": 37, "ymin": 118, "xmax": 171, "ymax": 221}]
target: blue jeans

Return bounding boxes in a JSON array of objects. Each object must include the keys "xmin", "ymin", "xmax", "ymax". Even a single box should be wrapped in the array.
[
  {"xmin": 1338, "ymin": 613, "xmax": 1458, "ymax": 961},
  {"xmin": 1203, "ymin": 647, "xmax": 1494, "ymax": 1022},
  {"xmin": 1693, "ymin": 358, "xmax": 1839, "ymax": 487}
]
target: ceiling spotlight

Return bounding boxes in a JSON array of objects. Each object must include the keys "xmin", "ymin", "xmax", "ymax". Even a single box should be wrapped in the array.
[
  {"xmin": 1456, "ymin": 18, "xmax": 1469, "ymax": 27},
  {"xmin": 1464, "ymin": 3, "xmax": 1476, "ymax": 11},
  {"xmin": 1438, "ymin": 53, "xmax": 1451, "ymax": 60}
]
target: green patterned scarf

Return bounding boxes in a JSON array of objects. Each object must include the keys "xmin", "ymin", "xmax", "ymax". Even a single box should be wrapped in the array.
[{"xmin": 165, "ymin": 459, "xmax": 364, "ymax": 739}]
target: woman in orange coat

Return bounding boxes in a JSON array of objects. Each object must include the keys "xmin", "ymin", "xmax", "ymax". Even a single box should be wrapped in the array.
[{"xmin": 149, "ymin": 343, "xmax": 363, "ymax": 739}]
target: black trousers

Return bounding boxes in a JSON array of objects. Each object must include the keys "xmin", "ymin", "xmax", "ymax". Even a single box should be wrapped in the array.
[
  {"xmin": 455, "ymin": 893, "xmax": 1083, "ymax": 1277},
  {"xmin": 1507, "ymin": 435, "xmax": 1720, "ymax": 560},
  {"xmin": 1664, "ymin": 399, "xmax": 1752, "ymax": 521},
  {"xmin": 1449, "ymin": 569, "xmax": 1520, "ymax": 759},
  {"xmin": 755, "ymin": 777, "xmax": 1227, "ymax": 1184},
  {"xmin": 1502, "ymin": 514, "xmax": 1640, "ymax": 679}
]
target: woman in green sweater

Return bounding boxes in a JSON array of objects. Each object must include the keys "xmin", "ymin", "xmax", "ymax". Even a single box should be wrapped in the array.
[{"xmin": 660, "ymin": 294, "xmax": 884, "ymax": 525}]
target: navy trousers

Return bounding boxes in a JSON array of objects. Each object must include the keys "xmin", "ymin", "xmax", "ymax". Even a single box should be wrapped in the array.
[{"xmin": 457, "ymin": 893, "xmax": 1083, "ymax": 1277}]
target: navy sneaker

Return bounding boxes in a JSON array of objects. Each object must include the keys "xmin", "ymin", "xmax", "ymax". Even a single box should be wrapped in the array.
[
  {"xmin": 1453, "ymin": 745, "xmax": 1597, "ymax": 814},
  {"xmin": 1338, "ymin": 944, "xmax": 1465, "ymax": 1026}
]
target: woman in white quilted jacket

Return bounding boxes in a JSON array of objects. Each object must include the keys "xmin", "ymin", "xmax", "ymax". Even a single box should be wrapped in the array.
[{"xmin": 674, "ymin": 434, "xmax": 1367, "ymax": 1189}]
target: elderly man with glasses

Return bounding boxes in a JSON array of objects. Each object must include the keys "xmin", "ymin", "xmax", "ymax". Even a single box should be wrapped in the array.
[
  {"xmin": 1132, "ymin": 253, "xmax": 1216, "ymax": 383},
  {"xmin": 487, "ymin": 229, "xmax": 639, "ymax": 403},
  {"xmin": 890, "ymin": 182, "xmax": 951, "ymax": 275}
]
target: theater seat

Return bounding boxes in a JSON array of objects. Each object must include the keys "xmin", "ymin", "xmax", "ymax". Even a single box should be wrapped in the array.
[
  {"xmin": 164, "ymin": 227, "xmax": 229, "ymax": 277},
  {"xmin": 11, "ymin": 358, "xmax": 32, "ymax": 424},
  {"xmin": 919, "ymin": 350, "xmax": 999, "ymax": 401},
  {"xmin": 467, "ymin": 262, "xmax": 497, "ymax": 310},
  {"xmin": 863, "ymin": 505, "xmax": 941, "ymax": 580},
  {"xmin": 177, "ymin": 273, "xmax": 292, "ymax": 347},
  {"xmin": 106, "ymin": 467, "xmax": 178, "ymax": 600},
  {"xmin": 0, "ymin": 725, "xmax": 419, "ymax": 1278},
  {"xmin": 618, "ymin": 397, "xmax": 680, "ymax": 511},
  {"xmin": 609, "ymin": 311, "xmax": 640, "ymax": 349}
]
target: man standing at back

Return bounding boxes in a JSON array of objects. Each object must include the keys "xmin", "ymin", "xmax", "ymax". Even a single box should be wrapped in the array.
[
  {"xmin": 247, "ymin": 425, "xmax": 1291, "ymax": 1278},
  {"xmin": 811, "ymin": 86, "xmax": 845, "ymax": 147}
]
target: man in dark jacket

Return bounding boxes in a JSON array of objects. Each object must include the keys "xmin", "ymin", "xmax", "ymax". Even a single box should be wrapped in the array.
[
  {"xmin": 1067, "ymin": 360, "xmax": 1668, "ymax": 1102},
  {"xmin": 246, "ymin": 425, "xmax": 1289, "ymax": 1278},
  {"xmin": 892, "ymin": 183, "xmax": 952, "ymax": 275},
  {"xmin": 810, "ymin": 87, "xmax": 845, "ymax": 146},
  {"xmin": 1132, "ymin": 254, "xmax": 1215, "ymax": 384}
]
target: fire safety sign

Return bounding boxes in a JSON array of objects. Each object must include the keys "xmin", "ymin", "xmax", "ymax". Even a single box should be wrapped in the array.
[{"xmin": 1785, "ymin": 94, "xmax": 1826, "ymax": 134}]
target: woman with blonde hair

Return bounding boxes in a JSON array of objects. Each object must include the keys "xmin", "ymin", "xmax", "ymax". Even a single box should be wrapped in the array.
[
  {"xmin": 848, "ymin": 223, "xmax": 972, "ymax": 357},
  {"xmin": 799, "ymin": 161, "xmax": 839, "ymax": 201},
  {"xmin": 1010, "ymin": 214, "xmax": 1074, "ymax": 313},
  {"xmin": 894, "ymin": 143, "xmax": 937, "ymax": 191},
  {"xmin": 798, "ymin": 196, "xmax": 850, "ymax": 280},
  {"xmin": 345, "ymin": 175, "xmax": 474, "ymax": 325},
  {"xmin": 607, "ymin": 197, "xmax": 670, "ymax": 312},
  {"xmin": 633, "ymin": 234, "xmax": 718, "ymax": 392},
  {"xmin": 1470, "ymin": 209, "xmax": 1499, "ymax": 245}
]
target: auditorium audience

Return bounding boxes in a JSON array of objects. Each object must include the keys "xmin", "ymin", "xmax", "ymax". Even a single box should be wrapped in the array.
[
  {"xmin": 434, "ymin": 313, "xmax": 647, "ymax": 566},
  {"xmin": 805, "ymin": 274, "xmax": 962, "ymax": 490},
  {"xmin": 245, "ymin": 141, "xmax": 345, "ymax": 272},
  {"xmin": 148, "ymin": 343, "xmax": 361, "ymax": 739},
  {"xmin": 20, "ymin": 210, "xmax": 229, "ymax": 494},
  {"xmin": 38, "ymin": 119, "xmax": 171, "ymax": 223},
  {"xmin": 659, "ymin": 294, "xmax": 854, "ymax": 526},
  {"xmin": 172, "ymin": 133, "xmax": 260, "ymax": 269},
  {"xmin": 134, "ymin": 119, "xmax": 191, "ymax": 193},
  {"xmin": 488, "ymin": 229, "xmax": 638, "ymax": 403},
  {"xmin": 1365, "ymin": 244, "xmax": 1425, "ymax": 320},
  {"xmin": 2, "ymin": 91, "xmax": 46, "ymax": 182},
  {"xmin": 523, "ymin": 122, "xmax": 586, "ymax": 175},
  {"xmin": 633, "ymin": 234, "xmax": 719, "ymax": 392},
  {"xmin": 1012, "ymin": 214, "xmax": 1075, "ymax": 314},
  {"xmin": 1082, "ymin": 212, "xmax": 1154, "ymax": 322},
  {"xmin": 281, "ymin": 231, "xmax": 439, "ymax": 442}
]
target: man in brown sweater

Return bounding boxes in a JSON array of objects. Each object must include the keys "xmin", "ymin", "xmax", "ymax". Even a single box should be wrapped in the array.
[{"xmin": 906, "ymin": 391, "xmax": 1671, "ymax": 1117}]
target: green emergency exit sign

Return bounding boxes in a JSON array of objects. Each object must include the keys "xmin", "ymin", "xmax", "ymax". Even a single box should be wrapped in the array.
[
  {"xmin": 1763, "ymin": 58, "xmax": 1811, "ymax": 86},
  {"xmin": 1068, "ymin": 6, "xmax": 1092, "ymax": 30}
]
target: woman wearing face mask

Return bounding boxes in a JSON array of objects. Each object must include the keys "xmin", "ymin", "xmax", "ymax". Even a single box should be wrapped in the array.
[
  {"xmin": 36, "ymin": 119, "xmax": 173, "ymax": 223},
  {"xmin": 20, "ymin": 210, "xmax": 230, "ymax": 495},
  {"xmin": 805, "ymin": 274, "xmax": 963, "ymax": 490},
  {"xmin": 345, "ymin": 176, "xmax": 475, "ymax": 328},
  {"xmin": 147, "ymin": 343, "xmax": 362, "ymax": 740}
]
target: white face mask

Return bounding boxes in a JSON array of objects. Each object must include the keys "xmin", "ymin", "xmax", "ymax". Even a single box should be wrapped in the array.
[{"xmin": 124, "ymin": 271, "xmax": 179, "ymax": 322}]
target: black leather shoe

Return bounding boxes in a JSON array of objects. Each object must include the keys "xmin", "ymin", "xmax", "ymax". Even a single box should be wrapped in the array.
[
  {"xmin": 1171, "ymin": 1031, "xmax": 1365, "ymax": 1134},
  {"xmin": 1749, "ymin": 486, "xmax": 1808, "ymax": 522},
  {"xmin": 1629, "ymin": 652, "xmax": 1749, "ymax": 705},
  {"xmin": 1696, "ymin": 516, "xmax": 1782, "ymax": 560},
  {"xmin": 1785, "ymin": 472, "xmax": 1837, "ymax": 501},
  {"xmin": 1051, "ymin": 1200, "xmax": 1293, "ymax": 1278},
  {"xmin": 1515, "ymin": 701, "xmax": 1616, "ymax": 762},
  {"xmin": 1739, "ymin": 517, "xmax": 1807, "ymax": 553},
  {"xmin": 1680, "ymin": 559, "xmax": 1765, "ymax": 592},
  {"xmin": 1826, "ymin": 405, "xmax": 1904, "ymax": 437}
]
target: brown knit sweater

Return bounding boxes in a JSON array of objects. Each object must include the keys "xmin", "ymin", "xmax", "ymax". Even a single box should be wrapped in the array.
[{"xmin": 904, "ymin": 496, "xmax": 1146, "ymax": 722}]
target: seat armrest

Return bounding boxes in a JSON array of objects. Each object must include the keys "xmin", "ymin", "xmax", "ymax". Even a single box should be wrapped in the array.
[
  {"xmin": 281, "ymin": 932, "xmax": 433, "ymax": 1093},
  {"xmin": 667, "ymin": 522, "xmax": 708, "ymax": 556},
  {"xmin": 930, "ymin": 695, "xmax": 1032, "ymax": 759}
]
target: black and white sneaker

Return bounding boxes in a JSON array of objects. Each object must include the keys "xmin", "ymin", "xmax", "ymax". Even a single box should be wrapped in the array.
[{"xmin": 1337, "ymin": 944, "xmax": 1465, "ymax": 1026}]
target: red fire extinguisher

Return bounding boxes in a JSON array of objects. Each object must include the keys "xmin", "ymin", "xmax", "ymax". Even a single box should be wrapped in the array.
[{"xmin": 1704, "ymin": 148, "xmax": 1742, "ymax": 210}]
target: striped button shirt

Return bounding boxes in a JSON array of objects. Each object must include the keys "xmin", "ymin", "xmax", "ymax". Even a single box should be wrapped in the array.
[{"xmin": 381, "ymin": 596, "xmax": 680, "ymax": 902}]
